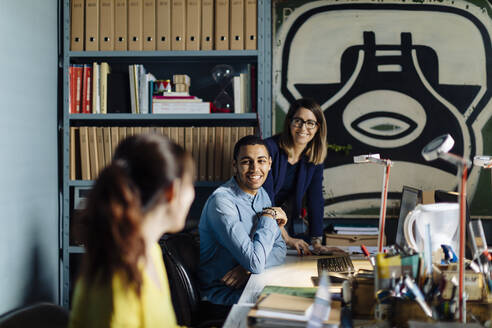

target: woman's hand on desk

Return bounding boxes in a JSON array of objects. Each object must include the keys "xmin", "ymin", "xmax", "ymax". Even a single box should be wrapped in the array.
[
  {"xmin": 312, "ymin": 245, "xmax": 347, "ymax": 255},
  {"xmin": 311, "ymin": 237, "xmax": 346, "ymax": 255},
  {"xmin": 221, "ymin": 265, "xmax": 250, "ymax": 289},
  {"xmin": 286, "ymin": 237, "xmax": 312, "ymax": 256}
]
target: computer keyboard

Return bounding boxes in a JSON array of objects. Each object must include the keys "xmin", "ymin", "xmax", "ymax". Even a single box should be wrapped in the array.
[{"xmin": 317, "ymin": 254, "xmax": 355, "ymax": 273}]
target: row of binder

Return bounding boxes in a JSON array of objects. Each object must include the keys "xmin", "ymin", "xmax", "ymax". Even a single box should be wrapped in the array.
[
  {"xmin": 70, "ymin": 0, "xmax": 257, "ymax": 51},
  {"xmin": 70, "ymin": 126, "xmax": 256, "ymax": 181}
]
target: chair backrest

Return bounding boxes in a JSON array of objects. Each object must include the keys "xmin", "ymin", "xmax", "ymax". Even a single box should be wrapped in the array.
[
  {"xmin": 160, "ymin": 232, "xmax": 201, "ymax": 327},
  {"xmin": 0, "ymin": 302, "xmax": 68, "ymax": 328}
]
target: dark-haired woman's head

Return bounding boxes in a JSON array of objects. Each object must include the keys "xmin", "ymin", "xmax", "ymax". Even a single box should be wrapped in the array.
[
  {"xmin": 80, "ymin": 134, "xmax": 195, "ymax": 293},
  {"xmin": 279, "ymin": 98, "xmax": 327, "ymax": 164}
]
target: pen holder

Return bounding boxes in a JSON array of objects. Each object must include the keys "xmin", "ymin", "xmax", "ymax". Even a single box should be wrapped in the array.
[
  {"xmin": 350, "ymin": 276, "xmax": 375, "ymax": 318},
  {"xmin": 391, "ymin": 299, "xmax": 434, "ymax": 327},
  {"xmin": 391, "ymin": 298, "xmax": 492, "ymax": 327}
]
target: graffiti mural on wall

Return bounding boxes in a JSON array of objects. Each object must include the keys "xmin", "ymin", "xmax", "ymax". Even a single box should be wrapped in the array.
[{"xmin": 273, "ymin": 0, "xmax": 492, "ymax": 217}]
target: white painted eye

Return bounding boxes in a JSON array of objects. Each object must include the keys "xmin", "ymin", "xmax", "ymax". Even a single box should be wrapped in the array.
[
  {"xmin": 343, "ymin": 90, "xmax": 426, "ymax": 148},
  {"xmin": 353, "ymin": 115, "xmax": 414, "ymax": 138}
]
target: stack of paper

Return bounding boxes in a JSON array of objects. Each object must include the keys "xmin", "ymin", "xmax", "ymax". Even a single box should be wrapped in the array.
[{"xmin": 334, "ymin": 225, "xmax": 378, "ymax": 235}]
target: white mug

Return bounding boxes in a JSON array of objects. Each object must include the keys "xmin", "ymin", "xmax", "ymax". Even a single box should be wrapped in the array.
[{"xmin": 404, "ymin": 203, "xmax": 459, "ymax": 254}]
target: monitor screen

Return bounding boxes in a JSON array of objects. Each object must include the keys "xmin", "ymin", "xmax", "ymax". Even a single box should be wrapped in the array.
[{"xmin": 395, "ymin": 185, "xmax": 422, "ymax": 248}]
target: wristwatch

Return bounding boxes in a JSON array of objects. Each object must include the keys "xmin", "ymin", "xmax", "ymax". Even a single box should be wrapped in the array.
[
  {"xmin": 311, "ymin": 236, "xmax": 322, "ymax": 247},
  {"xmin": 262, "ymin": 208, "xmax": 277, "ymax": 220}
]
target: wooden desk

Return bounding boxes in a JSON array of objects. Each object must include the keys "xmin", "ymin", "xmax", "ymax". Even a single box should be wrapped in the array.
[{"xmin": 223, "ymin": 254, "xmax": 372, "ymax": 328}]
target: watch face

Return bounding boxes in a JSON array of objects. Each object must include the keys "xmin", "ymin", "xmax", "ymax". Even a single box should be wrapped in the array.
[{"xmin": 273, "ymin": 0, "xmax": 492, "ymax": 217}]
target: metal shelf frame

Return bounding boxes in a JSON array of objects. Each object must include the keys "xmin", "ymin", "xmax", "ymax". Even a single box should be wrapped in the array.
[
  {"xmin": 69, "ymin": 50, "xmax": 259, "ymax": 58},
  {"xmin": 60, "ymin": 0, "xmax": 273, "ymax": 308},
  {"xmin": 69, "ymin": 180, "xmax": 223, "ymax": 188},
  {"xmin": 68, "ymin": 113, "xmax": 257, "ymax": 119}
]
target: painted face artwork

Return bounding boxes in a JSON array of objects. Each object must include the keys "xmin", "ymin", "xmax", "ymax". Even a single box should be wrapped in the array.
[{"xmin": 274, "ymin": 1, "xmax": 492, "ymax": 216}]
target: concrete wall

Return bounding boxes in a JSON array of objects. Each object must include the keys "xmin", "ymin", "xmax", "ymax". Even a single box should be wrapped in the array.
[{"xmin": 0, "ymin": 0, "xmax": 59, "ymax": 314}]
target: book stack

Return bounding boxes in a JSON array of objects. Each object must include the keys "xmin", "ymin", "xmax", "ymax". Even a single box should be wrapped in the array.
[
  {"xmin": 128, "ymin": 64, "xmax": 156, "ymax": 114},
  {"xmin": 232, "ymin": 67, "xmax": 253, "ymax": 113},
  {"xmin": 69, "ymin": 65, "xmax": 256, "ymax": 115},
  {"xmin": 151, "ymin": 74, "xmax": 211, "ymax": 114},
  {"xmin": 70, "ymin": 0, "xmax": 258, "ymax": 51},
  {"xmin": 247, "ymin": 292, "xmax": 341, "ymax": 327},
  {"xmin": 69, "ymin": 62, "xmax": 111, "ymax": 114},
  {"xmin": 334, "ymin": 225, "xmax": 379, "ymax": 235},
  {"xmin": 152, "ymin": 94, "xmax": 211, "ymax": 114}
]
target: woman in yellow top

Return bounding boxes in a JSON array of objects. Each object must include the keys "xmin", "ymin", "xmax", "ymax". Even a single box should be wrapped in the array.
[{"xmin": 69, "ymin": 134, "xmax": 195, "ymax": 328}]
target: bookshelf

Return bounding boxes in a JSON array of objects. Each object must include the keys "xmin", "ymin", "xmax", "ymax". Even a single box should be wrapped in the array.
[{"xmin": 61, "ymin": 0, "xmax": 272, "ymax": 308}]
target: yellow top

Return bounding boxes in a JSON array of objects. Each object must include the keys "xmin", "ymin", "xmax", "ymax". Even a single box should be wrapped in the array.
[{"xmin": 69, "ymin": 243, "xmax": 181, "ymax": 328}]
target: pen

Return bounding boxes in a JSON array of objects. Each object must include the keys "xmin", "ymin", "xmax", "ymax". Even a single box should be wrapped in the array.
[
  {"xmin": 360, "ymin": 244, "xmax": 375, "ymax": 267},
  {"xmin": 404, "ymin": 276, "xmax": 433, "ymax": 318}
]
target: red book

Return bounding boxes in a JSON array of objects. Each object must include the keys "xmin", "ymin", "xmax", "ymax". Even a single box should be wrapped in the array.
[
  {"xmin": 73, "ymin": 65, "xmax": 83, "ymax": 114},
  {"xmin": 69, "ymin": 65, "xmax": 75, "ymax": 114},
  {"xmin": 82, "ymin": 65, "xmax": 93, "ymax": 113}
]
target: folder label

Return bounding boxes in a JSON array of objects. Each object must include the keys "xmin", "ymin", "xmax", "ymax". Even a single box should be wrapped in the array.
[
  {"xmin": 114, "ymin": 0, "xmax": 128, "ymax": 50},
  {"xmin": 201, "ymin": 0, "xmax": 213, "ymax": 50},
  {"xmin": 157, "ymin": 0, "xmax": 172, "ymax": 50},
  {"xmin": 128, "ymin": 0, "xmax": 143, "ymax": 50},
  {"xmin": 143, "ymin": 0, "xmax": 156, "ymax": 50},
  {"xmin": 85, "ymin": 0, "xmax": 100, "ymax": 51},
  {"xmin": 186, "ymin": 0, "xmax": 201, "ymax": 50},
  {"xmin": 70, "ymin": 0, "xmax": 85, "ymax": 51},
  {"xmin": 215, "ymin": 0, "xmax": 229, "ymax": 50},
  {"xmin": 171, "ymin": 0, "xmax": 186, "ymax": 50}
]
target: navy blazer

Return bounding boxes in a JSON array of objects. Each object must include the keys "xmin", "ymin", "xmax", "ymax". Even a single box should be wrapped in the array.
[{"xmin": 263, "ymin": 135, "xmax": 324, "ymax": 238}]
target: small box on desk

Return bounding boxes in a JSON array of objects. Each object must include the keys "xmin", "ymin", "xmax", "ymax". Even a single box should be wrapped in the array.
[
  {"xmin": 441, "ymin": 271, "xmax": 486, "ymax": 301},
  {"xmin": 350, "ymin": 276, "xmax": 375, "ymax": 318},
  {"xmin": 391, "ymin": 299, "xmax": 433, "ymax": 327}
]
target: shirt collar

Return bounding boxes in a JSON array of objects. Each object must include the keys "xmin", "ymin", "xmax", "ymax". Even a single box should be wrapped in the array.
[{"xmin": 226, "ymin": 177, "xmax": 256, "ymax": 202}]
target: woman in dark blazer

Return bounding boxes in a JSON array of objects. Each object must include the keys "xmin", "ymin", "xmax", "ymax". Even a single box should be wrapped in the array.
[{"xmin": 264, "ymin": 98, "xmax": 340, "ymax": 255}]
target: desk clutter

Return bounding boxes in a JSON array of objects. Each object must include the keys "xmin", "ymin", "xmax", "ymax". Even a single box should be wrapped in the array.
[
  {"xmin": 247, "ymin": 286, "xmax": 341, "ymax": 327},
  {"xmin": 339, "ymin": 222, "xmax": 492, "ymax": 326}
]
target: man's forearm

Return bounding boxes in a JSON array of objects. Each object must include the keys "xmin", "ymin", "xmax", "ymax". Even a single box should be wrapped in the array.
[
  {"xmin": 265, "ymin": 232, "xmax": 287, "ymax": 268},
  {"xmin": 280, "ymin": 226, "xmax": 290, "ymax": 243}
]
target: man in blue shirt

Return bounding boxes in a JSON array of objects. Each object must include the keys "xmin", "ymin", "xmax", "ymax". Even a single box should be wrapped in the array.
[{"xmin": 198, "ymin": 135, "xmax": 287, "ymax": 306}]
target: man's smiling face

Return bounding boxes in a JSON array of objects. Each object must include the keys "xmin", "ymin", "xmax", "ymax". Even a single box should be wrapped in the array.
[{"xmin": 233, "ymin": 144, "xmax": 272, "ymax": 195}]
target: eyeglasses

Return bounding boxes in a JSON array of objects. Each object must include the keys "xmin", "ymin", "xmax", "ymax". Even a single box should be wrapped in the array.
[{"xmin": 291, "ymin": 117, "xmax": 318, "ymax": 130}]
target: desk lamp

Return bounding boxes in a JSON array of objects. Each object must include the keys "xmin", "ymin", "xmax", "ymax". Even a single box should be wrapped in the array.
[
  {"xmin": 421, "ymin": 134, "xmax": 471, "ymax": 323},
  {"xmin": 473, "ymin": 155, "xmax": 492, "ymax": 169},
  {"xmin": 353, "ymin": 154, "xmax": 392, "ymax": 253},
  {"xmin": 471, "ymin": 156, "xmax": 492, "ymax": 279}
]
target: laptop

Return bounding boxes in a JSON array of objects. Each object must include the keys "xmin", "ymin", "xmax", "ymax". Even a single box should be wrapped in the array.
[{"xmin": 395, "ymin": 186, "xmax": 422, "ymax": 249}]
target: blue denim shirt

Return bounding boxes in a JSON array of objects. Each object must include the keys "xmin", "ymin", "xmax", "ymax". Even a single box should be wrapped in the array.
[{"xmin": 198, "ymin": 178, "xmax": 287, "ymax": 305}]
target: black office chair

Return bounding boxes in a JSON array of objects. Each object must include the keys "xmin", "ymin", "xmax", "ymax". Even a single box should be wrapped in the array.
[
  {"xmin": 0, "ymin": 302, "xmax": 68, "ymax": 328},
  {"xmin": 160, "ymin": 232, "xmax": 228, "ymax": 328}
]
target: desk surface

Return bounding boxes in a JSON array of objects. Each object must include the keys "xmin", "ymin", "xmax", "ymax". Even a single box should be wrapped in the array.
[{"xmin": 223, "ymin": 254, "xmax": 372, "ymax": 328}]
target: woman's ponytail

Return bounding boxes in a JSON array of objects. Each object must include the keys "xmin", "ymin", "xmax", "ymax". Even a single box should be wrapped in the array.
[{"xmin": 80, "ymin": 162, "xmax": 145, "ymax": 293}]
